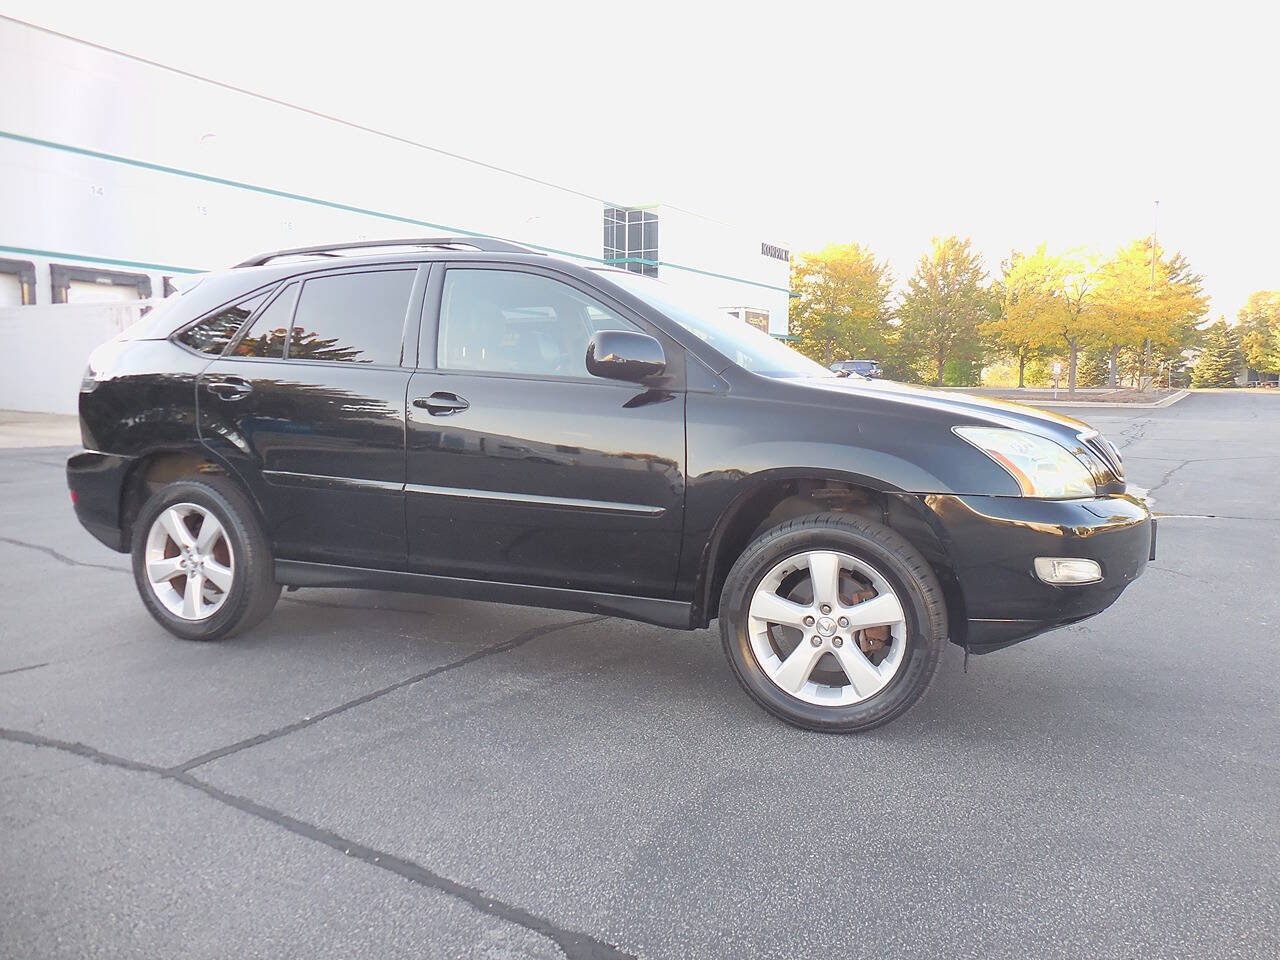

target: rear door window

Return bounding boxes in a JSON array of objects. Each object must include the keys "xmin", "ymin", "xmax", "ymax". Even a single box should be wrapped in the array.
[
  {"xmin": 287, "ymin": 270, "xmax": 415, "ymax": 365},
  {"xmin": 234, "ymin": 283, "xmax": 298, "ymax": 358}
]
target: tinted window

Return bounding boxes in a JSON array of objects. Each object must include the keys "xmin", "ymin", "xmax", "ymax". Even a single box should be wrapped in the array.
[
  {"xmin": 438, "ymin": 270, "xmax": 639, "ymax": 378},
  {"xmin": 288, "ymin": 271, "xmax": 413, "ymax": 365},
  {"xmin": 177, "ymin": 292, "xmax": 268, "ymax": 354},
  {"xmin": 233, "ymin": 283, "xmax": 298, "ymax": 359}
]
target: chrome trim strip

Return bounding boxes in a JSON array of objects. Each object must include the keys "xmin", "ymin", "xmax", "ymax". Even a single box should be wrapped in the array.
[
  {"xmin": 262, "ymin": 470, "xmax": 403, "ymax": 493},
  {"xmin": 404, "ymin": 482, "xmax": 665, "ymax": 516}
]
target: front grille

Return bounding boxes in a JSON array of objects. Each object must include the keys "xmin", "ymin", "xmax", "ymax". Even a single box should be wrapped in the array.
[{"xmin": 1081, "ymin": 432, "xmax": 1124, "ymax": 481}]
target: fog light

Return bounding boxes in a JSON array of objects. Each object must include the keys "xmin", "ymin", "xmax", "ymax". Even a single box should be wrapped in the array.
[{"xmin": 1034, "ymin": 557, "xmax": 1102, "ymax": 585}]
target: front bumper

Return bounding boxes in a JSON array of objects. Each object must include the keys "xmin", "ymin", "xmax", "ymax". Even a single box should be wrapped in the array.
[
  {"xmin": 66, "ymin": 449, "xmax": 136, "ymax": 552},
  {"xmin": 920, "ymin": 493, "xmax": 1153, "ymax": 653}
]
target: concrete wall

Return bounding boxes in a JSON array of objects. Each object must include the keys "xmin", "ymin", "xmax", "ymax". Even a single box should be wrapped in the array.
[{"xmin": 0, "ymin": 302, "xmax": 145, "ymax": 414}]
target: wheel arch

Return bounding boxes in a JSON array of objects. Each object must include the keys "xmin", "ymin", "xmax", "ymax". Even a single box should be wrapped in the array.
[
  {"xmin": 693, "ymin": 470, "xmax": 967, "ymax": 645},
  {"xmin": 118, "ymin": 445, "xmax": 268, "ymax": 550}
]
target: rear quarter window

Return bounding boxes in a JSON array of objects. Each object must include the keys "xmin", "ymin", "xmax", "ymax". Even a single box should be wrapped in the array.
[{"xmin": 176, "ymin": 292, "xmax": 269, "ymax": 354}]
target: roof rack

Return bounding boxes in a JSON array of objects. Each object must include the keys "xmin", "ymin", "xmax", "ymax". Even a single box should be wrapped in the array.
[{"xmin": 233, "ymin": 236, "xmax": 537, "ymax": 268}]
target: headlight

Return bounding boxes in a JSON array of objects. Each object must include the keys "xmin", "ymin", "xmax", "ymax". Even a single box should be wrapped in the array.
[{"xmin": 953, "ymin": 427, "xmax": 1096, "ymax": 499}]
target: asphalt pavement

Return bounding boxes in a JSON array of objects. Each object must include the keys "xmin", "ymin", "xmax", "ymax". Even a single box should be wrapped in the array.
[{"xmin": 2, "ymin": 391, "xmax": 1277, "ymax": 959}]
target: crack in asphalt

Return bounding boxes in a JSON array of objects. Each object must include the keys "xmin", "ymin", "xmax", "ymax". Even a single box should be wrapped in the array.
[
  {"xmin": 0, "ymin": 536, "xmax": 130, "ymax": 574},
  {"xmin": 173, "ymin": 614, "xmax": 607, "ymax": 773},
  {"xmin": 1146, "ymin": 565, "xmax": 1215, "ymax": 587},
  {"xmin": 0, "ymin": 661, "xmax": 50, "ymax": 677},
  {"xmin": 1114, "ymin": 417, "xmax": 1151, "ymax": 450},
  {"xmin": 0, "ymin": 726, "xmax": 633, "ymax": 960},
  {"xmin": 1146, "ymin": 459, "xmax": 1193, "ymax": 497}
]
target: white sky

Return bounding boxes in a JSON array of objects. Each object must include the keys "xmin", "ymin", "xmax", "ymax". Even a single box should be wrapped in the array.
[{"xmin": 4, "ymin": 0, "xmax": 1277, "ymax": 320}]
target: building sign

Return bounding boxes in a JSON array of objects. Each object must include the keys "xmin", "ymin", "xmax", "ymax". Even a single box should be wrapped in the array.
[{"xmin": 761, "ymin": 242, "xmax": 790, "ymax": 262}]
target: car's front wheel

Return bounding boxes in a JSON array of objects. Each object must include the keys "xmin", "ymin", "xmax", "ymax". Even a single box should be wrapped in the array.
[
  {"xmin": 130, "ymin": 476, "xmax": 280, "ymax": 641},
  {"xmin": 719, "ymin": 513, "xmax": 947, "ymax": 732}
]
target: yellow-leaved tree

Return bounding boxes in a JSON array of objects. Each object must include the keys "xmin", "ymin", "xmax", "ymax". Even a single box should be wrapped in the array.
[
  {"xmin": 984, "ymin": 245, "xmax": 1059, "ymax": 388},
  {"xmin": 1239, "ymin": 291, "xmax": 1280, "ymax": 376},
  {"xmin": 788, "ymin": 243, "xmax": 895, "ymax": 368},
  {"xmin": 1094, "ymin": 240, "xmax": 1207, "ymax": 387}
]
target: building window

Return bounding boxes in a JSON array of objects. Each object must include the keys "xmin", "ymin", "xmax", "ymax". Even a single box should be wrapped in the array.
[
  {"xmin": 725, "ymin": 307, "xmax": 770, "ymax": 333},
  {"xmin": 603, "ymin": 206, "xmax": 658, "ymax": 277},
  {"xmin": 50, "ymin": 264, "xmax": 152, "ymax": 304}
]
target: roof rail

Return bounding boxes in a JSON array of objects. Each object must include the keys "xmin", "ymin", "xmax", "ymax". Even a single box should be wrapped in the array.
[{"xmin": 232, "ymin": 236, "xmax": 537, "ymax": 268}]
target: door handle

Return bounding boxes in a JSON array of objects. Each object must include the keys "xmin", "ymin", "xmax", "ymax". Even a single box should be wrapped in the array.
[
  {"xmin": 413, "ymin": 392, "xmax": 470, "ymax": 416},
  {"xmin": 205, "ymin": 378, "xmax": 253, "ymax": 401}
]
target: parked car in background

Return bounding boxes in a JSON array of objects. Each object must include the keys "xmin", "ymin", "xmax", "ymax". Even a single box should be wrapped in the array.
[
  {"xmin": 67, "ymin": 236, "xmax": 1154, "ymax": 732},
  {"xmin": 830, "ymin": 358, "xmax": 882, "ymax": 379}
]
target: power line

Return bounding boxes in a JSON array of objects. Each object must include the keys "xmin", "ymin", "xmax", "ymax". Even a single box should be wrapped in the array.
[{"xmin": 0, "ymin": 14, "xmax": 619, "ymax": 207}]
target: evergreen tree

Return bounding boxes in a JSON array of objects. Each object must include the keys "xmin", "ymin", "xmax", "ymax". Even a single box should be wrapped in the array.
[
  {"xmin": 897, "ymin": 236, "xmax": 995, "ymax": 385},
  {"xmin": 1077, "ymin": 349, "xmax": 1110, "ymax": 387},
  {"xmin": 1191, "ymin": 320, "xmax": 1242, "ymax": 387}
]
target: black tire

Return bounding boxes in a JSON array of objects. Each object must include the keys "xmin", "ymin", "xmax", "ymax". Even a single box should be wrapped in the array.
[
  {"xmin": 130, "ymin": 475, "xmax": 281, "ymax": 641},
  {"xmin": 719, "ymin": 512, "xmax": 947, "ymax": 733}
]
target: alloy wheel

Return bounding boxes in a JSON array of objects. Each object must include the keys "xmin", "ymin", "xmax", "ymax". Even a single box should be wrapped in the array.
[
  {"xmin": 144, "ymin": 503, "xmax": 236, "ymax": 621},
  {"xmin": 746, "ymin": 550, "xmax": 907, "ymax": 706}
]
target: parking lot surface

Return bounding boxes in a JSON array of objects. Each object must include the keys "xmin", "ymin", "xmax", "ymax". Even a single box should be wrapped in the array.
[{"xmin": 2, "ymin": 392, "xmax": 1277, "ymax": 959}]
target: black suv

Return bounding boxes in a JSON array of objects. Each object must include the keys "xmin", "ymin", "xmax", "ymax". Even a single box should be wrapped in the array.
[{"xmin": 67, "ymin": 237, "xmax": 1154, "ymax": 732}]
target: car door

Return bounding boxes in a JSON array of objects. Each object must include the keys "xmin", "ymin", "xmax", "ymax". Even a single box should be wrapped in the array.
[
  {"xmin": 198, "ymin": 264, "xmax": 428, "ymax": 568},
  {"xmin": 405, "ymin": 263, "xmax": 686, "ymax": 597}
]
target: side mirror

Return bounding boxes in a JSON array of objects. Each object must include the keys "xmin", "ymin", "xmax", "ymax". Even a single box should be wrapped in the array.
[{"xmin": 585, "ymin": 330, "xmax": 666, "ymax": 383}]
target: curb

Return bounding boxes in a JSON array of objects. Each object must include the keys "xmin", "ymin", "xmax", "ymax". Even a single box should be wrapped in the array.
[{"xmin": 1031, "ymin": 389, "xmax": 1189, "ymax": 409}]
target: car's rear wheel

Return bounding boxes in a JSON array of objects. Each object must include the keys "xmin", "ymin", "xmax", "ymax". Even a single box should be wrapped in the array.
[
  {"xmin": 131, "ymin": 476, "xmax": 280, "ymax": 641},
  {"xmin": 719, "ymin": 513, "xmax": 947, "ymax": 732}
]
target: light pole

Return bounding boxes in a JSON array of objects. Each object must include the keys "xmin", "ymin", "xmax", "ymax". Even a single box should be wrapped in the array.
[
  {"xmin": 1145, "ymin": 200, "xmax": 1159, "ymax": 388},
  {"xmin": 1150, "ymin": 200, "xmax": 1159, "ymax": 285}
]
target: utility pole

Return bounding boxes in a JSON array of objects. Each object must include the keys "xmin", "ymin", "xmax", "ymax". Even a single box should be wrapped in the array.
[
  {"xmin": 1150, "ymin": 200, "xmax": 1159, "ymax": 285},
  {"xmin": 1144, "ymin": 200, "xmax": 1159, "ymax": 389}
]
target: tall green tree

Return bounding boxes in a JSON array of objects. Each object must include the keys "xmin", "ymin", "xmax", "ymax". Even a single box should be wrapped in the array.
[
  {"xmin": 788, "ymin": 243, "xmax": 894, "ymax": 367},
  {"xmin": 1077, "ymin": 349, "xmax": 1111, "ymax": 387},
  {"xmin": 1238, "ymin": 291, "xmax": 1280, "ymax": 374},
  {"xmin": 1191, "ymin": 320, "xmax": 1242, "ymax": 387},
  {"xmin": 897, "ymin": 236, "xmax": 995, "ymax": 386}
]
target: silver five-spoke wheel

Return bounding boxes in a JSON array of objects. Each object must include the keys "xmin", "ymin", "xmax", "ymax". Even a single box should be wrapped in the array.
[
  {"xmin": 747, "ymin": 549, "xmax": 906, "ymax": 706},
  {"xmin": 144, "ymin": 503, "xmax": 236, "ymax": 621}
]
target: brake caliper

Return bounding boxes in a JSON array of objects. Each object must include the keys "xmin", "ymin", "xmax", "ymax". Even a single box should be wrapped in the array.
[{"xmin": 852, "ymin": 587, "xmax": 891, "ymax": 656}]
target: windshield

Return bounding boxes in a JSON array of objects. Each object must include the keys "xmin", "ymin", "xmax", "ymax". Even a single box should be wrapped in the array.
[{"xmin": 600, "ymin": 270, "xmax": 833, "ymax": 379}]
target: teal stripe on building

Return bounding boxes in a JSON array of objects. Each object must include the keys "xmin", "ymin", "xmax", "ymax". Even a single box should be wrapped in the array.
[{"xmin": 0, "ymin": 130, "xmax": 791, "ymax": 296}]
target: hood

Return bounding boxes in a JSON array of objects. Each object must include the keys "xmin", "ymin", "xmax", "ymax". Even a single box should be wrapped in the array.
[{"xmin": 790, "ymin": 376, "xmax": 1096, "ymax": 444}]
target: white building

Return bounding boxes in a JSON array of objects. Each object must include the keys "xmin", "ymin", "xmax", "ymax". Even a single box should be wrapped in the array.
[{"xmin": 0, "ymin": 19, "xmax": 792, "ymax": 400}]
